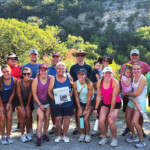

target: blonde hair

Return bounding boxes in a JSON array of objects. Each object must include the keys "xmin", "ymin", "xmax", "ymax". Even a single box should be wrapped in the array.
[{"xmin": 56, "ymin": 62, "xmax": 66, "ymax": 69}]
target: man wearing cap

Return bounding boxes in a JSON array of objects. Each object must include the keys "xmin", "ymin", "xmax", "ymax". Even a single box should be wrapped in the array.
[
  {"xmin": 120, "ymin": 49, "xmax": 150, "ymax": 76},
  {"xmin": 22, "ymin": 49, "xmax": 41, "ymax": 78},
  {"xmin": 70, "ymin": 49, "xmax": 92, "ymax": 134},
  {"xmin": 7, "ymin": 52, "xmax": 21, "ymax": 80},
  {"xmin": 48, "ymin": 52, "xmax": 68, "ymax": 134},
  {"xmin": 22, "ymin": 49, "xmax": 41, "ymax": 136},
  {"xmin": 120, "ymin": 49, "xmax": 150, "ymax": 137}
]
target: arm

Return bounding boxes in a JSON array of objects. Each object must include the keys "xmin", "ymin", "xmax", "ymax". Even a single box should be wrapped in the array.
[
  {"xmin": 110, "ymin": 79, "xmax": 120, "ymax": 112},
  {"xmin": 17, "ymin": 79, "xmax": 24, "ymax": 107},
  {"xmin": 95, "ymin": 80, "xmax": 101, "ymax": 109},
  {"xmin": 0, "ymin": 96, "xmax": 4, "ymax": 113},
  {"xmin": 122, "ymin": 77, "xmax": 132, "ymax": 87},
  {"xmin": 26, "ymin": 79, "xmax": 33, "ymax": 106},
  {"xmin": 48, "ymin": 76, "xmax": 55, "ymax": 101},
  {"xmin": 32, "ymin": 78, "xmax": 44, "ymax": 111},
  {"xmin": 73, "ymin": 82, "xmax": 81, "ymax": 109},
  {"xmin": 6, "ymin": 77, "xmax": 17, "ymax": 111},
  {"xmin": 127, "ymin": 77, "xmax": 147, "ymax": 97}
]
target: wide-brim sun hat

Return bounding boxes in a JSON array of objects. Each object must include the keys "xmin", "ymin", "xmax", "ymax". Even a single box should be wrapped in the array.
[
  {"xmin": 7, "ymin": 52, "xmax": 19, "ymax": 61},
  {"xmin": 102, "ymin": 66, "xmax": 113, "ymax": 73},
  {"xmin": 98, "ymin": 54, "xmax": 112, "ymax": 64},
  {"xmin": 71, "ymin": 49, "xmax": 89, "ymax": 57}
]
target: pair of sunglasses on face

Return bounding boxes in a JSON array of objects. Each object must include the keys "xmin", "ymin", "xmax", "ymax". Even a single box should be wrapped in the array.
[
  {"xmin": 131, "ymin": 54, "xmax": 138, "ymax": 56},
  {"xmin": 23, "ymin": 73, "xmax": 30, "ymax": 76},
  {"xmin": 9, "ymin": 58, "xmax": 17, "ymax": 60},
  {"xmin": 103, "ymin": 59, "xmax": 109, "ymax": 62},
  {"xmin": 76, "ymin": 54, "xmax": 85, "ymax": 57}
]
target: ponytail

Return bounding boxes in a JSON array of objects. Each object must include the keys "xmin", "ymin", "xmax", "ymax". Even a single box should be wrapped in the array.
[{"xmin": 85, "ymin": 77, "xmax": 91, "ymax": 85}]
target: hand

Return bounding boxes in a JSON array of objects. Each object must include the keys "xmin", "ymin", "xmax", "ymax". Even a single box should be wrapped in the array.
[
  {"xmin": 83, "ymin": 109, "xmax": 88, "ymax": 116},
  {"xmin": 78, "ymin": 109, "xmax": 83, "ymax": 116},
  {"xmin": 108, "ymin": 111, "xmax": 116, "ymax": 120},
  {"xmin": 69, "ymin": 93, "xmax": 72, "ymax": 97},
  {"xmin": 25, "ymin": 105, "xmax": 31, "ymax": 113},
  {"xmin": 94, "ymin": 110, "xmax": 98, "ymax": 116},
  {"xmin": 58, "ymin": 102, "xmax": 62, "ymax": 106},
  {"xmin": 123, "ymin": 93, "xmax": 127, "ymax": 97},
  {"xmin": 6, "ymin": 105, "xmax": 10, "ymax": 112},
  {"xmin": 0, "ymin": 106, "xmax": 4, "ymax": 114},
  {"xmin": 21, "ymin": 106, "xmax": 26, "ymax": 115},
  {"xmin": 40, "ymin": 104, "xmax": 45, "ymax": 111}
]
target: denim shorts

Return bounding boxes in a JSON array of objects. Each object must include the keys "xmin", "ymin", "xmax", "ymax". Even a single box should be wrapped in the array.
[
  {"xmin": 33, "ymin": 100, "xmax": 50, "ymax": 110},
  {"xmin": 51, "ymin": 105, "xmax": 74, "ymax": 117},
  {"xmin": 128, "ymin": 99, "xmax": 146, "ymax": 112}
]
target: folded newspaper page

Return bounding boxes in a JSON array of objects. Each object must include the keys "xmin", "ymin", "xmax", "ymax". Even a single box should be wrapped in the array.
[{"xmin": 53, "ymin": 87, "xmax": 71, "ymax": 104}]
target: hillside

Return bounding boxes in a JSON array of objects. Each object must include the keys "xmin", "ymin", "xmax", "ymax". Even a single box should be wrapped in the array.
[{"xmin": 0, "ymin": 0, "xmax": 150, "ymax": 65}]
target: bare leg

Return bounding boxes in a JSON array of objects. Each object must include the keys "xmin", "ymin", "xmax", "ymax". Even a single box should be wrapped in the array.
[
  {"xmin": 132, "ymin": 110, "xmax": 144, "ymax": 140},
  {"xmin": 108, "ymin": 109, "xmax": 120, "ymax": 138},
  {"xmin": 55, "ymin": 116, "xmax": 62, "ymax": 136},
  {"xmin": 0, "ymin": 113, "xmax": 5, "ymax": 137},
  {"xmin": 6, "ymin": 106, "xmax": 13, "ymax": 137},
  {"xmin": 132, "ymin": 99, "xmax": 142, "ymax": 112},
  {"xmin": 74, "ymin": 108, "xmax": 79, "ymax": 127},
  {"xmin": 84, "ymin": 106, "xmax": 94, "ymax": 135},
  {"xmin": 125, "ymin": 106, "xmax": 136, "ymax": 136},
  {"xmin": 36, "ymin": 108, "xmax": 44, "ymax": 138},
  {"xmin": 63, "ymin": 116, "xmax": 70, "ymax": 136},
  {"xmin": 99, "ymin": 106, "xmax": 109, "ymax": 137},
  {"xmin": 26, "ymin": 106, "xmax": 31, "ymax": 133},
  {"xmin": 16, "ymin": 106, "xmax": 26, "ymax": 135},
  {"xmin": 43, "ymin": 107, "xmax": 50, "ymax": 135}
]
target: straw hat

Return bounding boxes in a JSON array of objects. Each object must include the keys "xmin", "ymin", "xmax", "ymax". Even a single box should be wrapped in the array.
[
  {"xmin": 71, "ymin": 49, "xmax": 89, "ymax": 57},
  {"xmin": 7, "ymin": 52, "xmax": 19, "ymax": 61}
]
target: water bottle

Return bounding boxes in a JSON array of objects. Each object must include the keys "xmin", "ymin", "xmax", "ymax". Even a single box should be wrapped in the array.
[
  {"xmin": 94, "ymin": 118, "xmax": 99, "ymax": 131},
  {"xmin": 80, "ymin": 115, "xmax": 84, "ymax": 129}
]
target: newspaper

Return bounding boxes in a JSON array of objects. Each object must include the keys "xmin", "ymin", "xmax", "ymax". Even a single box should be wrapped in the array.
[{"xmin": 53, "ymin": 87, "xmax": 71, "ymax": 104}]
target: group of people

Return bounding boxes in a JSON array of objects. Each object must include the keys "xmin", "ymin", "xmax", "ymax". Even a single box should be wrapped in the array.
[{"xmin": 0, "ymin": 48, "xmax": 150, "ymax": 149}]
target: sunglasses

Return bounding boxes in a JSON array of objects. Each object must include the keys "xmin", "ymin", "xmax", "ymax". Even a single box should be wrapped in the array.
[
  {"xmin": 76, "ymin": 54, "xmax": 85, "ymax": 57},
  {"xmin": 9, "ymin": 58, "xmax": 17, "ymax": 60},
  {"xmin": 103, "ymin": 59, "xmax": 109, "ymax": 62},
  {"xmin": 131, "ymin": 54, "xmax": 138, "ymax": 56},
  {"xmin": 23, "ymin": 73, "xmax": 30, "ymax": 76}
]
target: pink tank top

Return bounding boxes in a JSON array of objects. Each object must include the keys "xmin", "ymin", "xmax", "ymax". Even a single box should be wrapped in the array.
[{"xmin": 101, "ymin": 78, "xmax": 121, "ymax": 105}]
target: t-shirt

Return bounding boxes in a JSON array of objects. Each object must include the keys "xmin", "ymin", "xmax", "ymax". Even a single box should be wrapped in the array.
[
  {"xmin": 22, "ymin": 63, "xmax": 41, "ymax": 78},
  {"xmin": 48, "ymin": 65, "xmax": 68, "ymax": 76},
  {"xmin": 120, "ymin": 61, "xmax": 150, "ymax": 76},
  {"xmin": 90, "ymin": 69, "xmax": 99, "ymax": 83},
  {"xmin": 146, "ymin": 72, "xmax": 150, "ymax": 93},
  {"xmin": 121, "ymin": 76, "xmax": 132, "ymax": 93},
  {"xmin": 9, "ymin": 65, "xmax": 21, "ymax": 80},
  {"xmin": 70, "ymin": 63, "xmax": 92, "ymax": 82}
]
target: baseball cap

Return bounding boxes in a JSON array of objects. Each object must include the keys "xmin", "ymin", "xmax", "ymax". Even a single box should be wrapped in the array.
[
  {"xmin": 52, "ymin": 52, "xmax": 60, "ymax": 57},
  {"xmin": 39, "ymin": 64, "xmax": 48, "ymax": 70},
  {"xmin": 130, "ymin": 49, "xmax": 139, "ymax": 55},
  {"xmin": 77, "ymin": 68, "xmax": 87, "ymax": 75},
  {"xmin": 102, "ymin": 67, "xmax": 113, "ymax": 73},
  {"xmin": 29, "ymin": 49, "xmax": 38, "ymax": 55}
]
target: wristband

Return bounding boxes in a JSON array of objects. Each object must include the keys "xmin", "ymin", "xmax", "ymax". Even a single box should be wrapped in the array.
[
  {"xmin": 94, "ymin": 108, "xmax": 98, "ymax": 110},
  {"xmin": 7, "ymin": 103, "xmax": 11, "ymax": 107}
]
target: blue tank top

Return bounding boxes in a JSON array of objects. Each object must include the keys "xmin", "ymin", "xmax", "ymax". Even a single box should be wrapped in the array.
[
  {"xmin": 52, "ymin": 75, "xmax": 73, "ymax": 108},
  {"xmin": 0, "ymin": 76, "xmax": 14, "ymax": 103}
]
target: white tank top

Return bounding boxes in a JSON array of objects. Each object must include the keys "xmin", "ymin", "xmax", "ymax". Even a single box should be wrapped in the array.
[
  {"xmin": 77, "ymin": 80, "xmax": 88, "ymax": 104},
  {"xmin": 132, "ymin": 74, "xmax": 147, "ymax": 101}
]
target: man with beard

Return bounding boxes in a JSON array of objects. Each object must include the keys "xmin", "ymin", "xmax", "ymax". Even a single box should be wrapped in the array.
[
  {"xmin": 22, "ymin": 49, "xmax": 41, "ymax": 78},
  {"xmin": 70, "ymin": 49, "xmax": 92, "ymax": 134},
  {"xmin": 22, "ymin": 49, "xmax": 41, "ymax": 136},
  {"xmin": 120, "ymin": 49, "xmax": 150, "ymax": 137}
]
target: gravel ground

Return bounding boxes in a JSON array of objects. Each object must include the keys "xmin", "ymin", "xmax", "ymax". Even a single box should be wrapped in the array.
[{"xmin": 0, "ymin": 111, "xmax": 150, "ymax": 150}]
